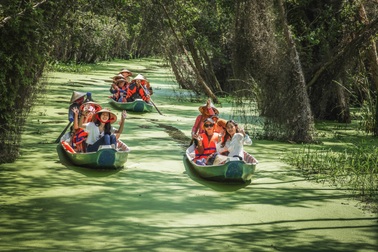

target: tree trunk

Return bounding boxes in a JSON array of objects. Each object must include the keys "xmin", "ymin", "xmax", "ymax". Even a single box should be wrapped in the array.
[
  {"xmin": 359, "ymin": 3, "xmax": 378, "ymax": 136},
  {"xmin": 277, "ymin": 0, "xmax": 314, "ymax": 142}
]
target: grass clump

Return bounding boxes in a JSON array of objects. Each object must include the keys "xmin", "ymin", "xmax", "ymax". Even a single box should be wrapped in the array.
[
  {"xmin": 284, "ymin": 144, "xmax": 378, "ymax": 212},
  {"xmin": 47, "ymin": 61, "xmax": 94, "ymax": 73}
]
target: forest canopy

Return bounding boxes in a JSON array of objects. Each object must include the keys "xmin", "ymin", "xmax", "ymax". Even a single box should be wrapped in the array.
[{"xmin": 1, "ymin": 0, "xmax": 378, "ymax": 163}]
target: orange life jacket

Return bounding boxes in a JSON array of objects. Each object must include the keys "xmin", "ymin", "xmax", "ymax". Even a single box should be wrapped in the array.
[
  {"xmin": 126, "ymin": 83, "xmax": 149, "ymax": 102},
  {"xmin": 194, "ymin": 132, "xmax": 218, "ymax": 160},
  {"xmin": 62, "ymin": 140, "xmax": 76, "ymax": 153}
]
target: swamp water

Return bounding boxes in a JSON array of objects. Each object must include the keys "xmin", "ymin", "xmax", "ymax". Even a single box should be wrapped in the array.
[{"xmin": 0, "ymin": 59, "xmax": 377, "ymax": 252}]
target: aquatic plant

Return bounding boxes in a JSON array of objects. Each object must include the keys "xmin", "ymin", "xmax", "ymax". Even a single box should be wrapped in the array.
[{"xmin": 283, "ymin": 144, "xmax": 378, "ymax": 211}]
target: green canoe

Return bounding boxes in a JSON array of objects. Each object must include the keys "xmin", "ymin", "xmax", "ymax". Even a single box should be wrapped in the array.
[
  {"xmin": 109, "ymin": 98, "xmax": 153, "ymax": 112},
  {"xmin": 185, "ymin": 145, "xmax": 258, "ymax": 182},
  {"xmin": 59, "ymin": 140, "xmax": 130, "ymax": 169}
]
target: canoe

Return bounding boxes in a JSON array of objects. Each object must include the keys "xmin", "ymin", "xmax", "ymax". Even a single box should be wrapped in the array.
[
  {"xmin": 59, "ymin": 139, "xmax": 130, "ymax": 169},
  {"xmin": 109, "ymin": 98, "xmax": 153, "ymax": 112},
  {"xmin": 185, "ymin": 144, "xmax": 258, "ymax": 182}
]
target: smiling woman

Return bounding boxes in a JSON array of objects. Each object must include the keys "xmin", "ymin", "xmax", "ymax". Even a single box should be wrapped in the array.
[
  {"xmin": 192, "ymin": 118, "xmax": 219, "ymax": 165},
  {"xmin": 216, "ymin": 120, "xmax": 252, "ymax": 161}
]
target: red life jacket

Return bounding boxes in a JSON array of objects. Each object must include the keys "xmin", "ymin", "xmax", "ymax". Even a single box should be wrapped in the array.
[
  {"xmin": 126, "ymin": 83, "xmax": 149, "ymax": 102},
  {"xmin": 194, "ymin": 132, "xmax": 219, "ymax": 160},
  {"xmin": 73, "ymin": 128, "xmax": 88, "ymax": 144}
]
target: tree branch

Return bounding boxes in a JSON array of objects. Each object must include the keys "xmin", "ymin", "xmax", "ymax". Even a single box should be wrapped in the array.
[
  {"xmin": 307, "ymin": 16, "xmax": 378, "ymax": 88},
  {"xmin": 0, "ymin": 0, "xmax": 48, "ymax": 28}
]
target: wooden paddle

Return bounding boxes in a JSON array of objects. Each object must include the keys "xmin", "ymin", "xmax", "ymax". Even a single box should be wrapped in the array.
[
  {"xmin": 141, "ymin": 84, "xmax": 163, "ymax": 115},
  {"xmin": 54, "ymin": 121, "xmax": 72, "ymax": 143}
]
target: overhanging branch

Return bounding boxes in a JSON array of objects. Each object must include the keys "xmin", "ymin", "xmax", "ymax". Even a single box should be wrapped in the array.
[{"xmin": 0, "ymin": 0, "xmax": 48, "ymax": 28}]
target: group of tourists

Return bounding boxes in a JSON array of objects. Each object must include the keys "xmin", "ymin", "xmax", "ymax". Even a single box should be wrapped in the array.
[
  {"xmin": 109, "ymin": 69, "xmax": 153, "ymax": 104},
  {"xmin": 62, "ymin": 91, "xmax": 128, "ymax": 154},
  {"xmin": 190, "ymin": 99, "xmax": 252, "ymax": 166},
  {"xmin": 61, "ymin": 73, "xmax": 253, "ymax": 165}
]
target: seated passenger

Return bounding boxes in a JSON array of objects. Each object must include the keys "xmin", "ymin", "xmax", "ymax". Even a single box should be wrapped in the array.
[
  {"xmin": 66, "ymin": 92, "xmax": 92, "ymax": 152},
  {"xmin": 73, "ymin": 108, "xmax": 127, "ymax": 152},
  {"xmin": 216, "ymin": 120, "xmax": 252, "ymax": 162},
  {"xmin": 71, "ymin": 101, "xmax": 102, "ymax": 152},
  {"xmin": 119, "ymin": 69, "xmax": 133, "ymax": 84},
  {"xmin": 110, "ymin": 78, "xmax": 128, "ymax": 102},
  {"xmin": 191, "ymin": 98, "xmax": 219, "ymax": 139},
  {"xmin": 211, "ymin": 115, "xmax": 227, "ymax": 134},
  {"xmin": 125, "ymin": 74, "xmax": 150, "ymax": 103},
  {"xmin": 79, "ymin": 101, "xmax": 102, "ymax": 123},
  {"xmin": 68, "ymin": 91, "xmax": 86, "ymax": 122},
  {"xmin": 192, "ymin": 118, "xmax": 219, "ymax": 165}
]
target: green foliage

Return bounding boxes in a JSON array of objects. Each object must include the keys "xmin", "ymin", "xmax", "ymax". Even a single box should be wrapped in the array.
[
  {"xmin": 0, "ymin": 0, "xmax": 76, "ymax": 163},
  {"xmin": 283, "ymin": 142, "xmax": 378, "ymax": 211},
  {"xmin": 357, "ymin": 99, "xmax": 377, "ymax": 134},
  {"xmin": 47, "ymin": 61, "xmax": 93, "ymax": 73}
]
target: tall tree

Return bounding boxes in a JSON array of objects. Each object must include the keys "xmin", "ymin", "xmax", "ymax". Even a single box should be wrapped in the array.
[
  {"xmin": 0, "ymin": 0, "xmax": 78, "ymax": 164},
  {"xmin": 232, "ymin": 0, "xmax": 314, "ymax": 142}
]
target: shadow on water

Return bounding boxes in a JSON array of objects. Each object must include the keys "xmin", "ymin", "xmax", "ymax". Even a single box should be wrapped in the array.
[
  {"xmin": 56, "ymin": 144, "xmax": 123, "ymax": 177},
  {"xmin": 155, "ymin": 122, "xmax": 191, "ymax": 151}
]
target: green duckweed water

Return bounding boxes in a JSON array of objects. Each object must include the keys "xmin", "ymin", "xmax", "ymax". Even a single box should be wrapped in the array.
[{"xmin": 0, "ymin": 59, "xmax": 377, "ymax": 252}]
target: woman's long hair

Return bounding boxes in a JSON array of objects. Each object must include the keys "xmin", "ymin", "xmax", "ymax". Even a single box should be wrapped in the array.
[
  {"xmin": 220, "ymin": 120, "xmax": 240, "ymax": 147},
  {"xmin": 94, "ymin": 113, "xmax": 112, "ymax": 135}
]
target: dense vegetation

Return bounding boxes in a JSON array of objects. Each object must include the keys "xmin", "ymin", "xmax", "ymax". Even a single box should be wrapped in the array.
[{"xmin": 0, "ymin": 0, "xmax": 377, "ymax": 207}]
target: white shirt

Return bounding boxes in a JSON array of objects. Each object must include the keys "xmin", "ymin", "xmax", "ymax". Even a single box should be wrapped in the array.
[
  {"xmin": 216, "ymin": 133, "xmax": 252, "ymax": 158},
  {"xmin": 84, "ymin": 122, "xmax": 116, "ymax": 145}
]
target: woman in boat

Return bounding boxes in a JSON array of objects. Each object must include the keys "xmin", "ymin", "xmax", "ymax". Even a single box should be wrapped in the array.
[
  {"xmin": 125, "ymin": 74, "xmax": 151, "ymax": 103},
  {"xmin": 216, "ymin": 120, "xmax": 252, "ymax": 161},
  {"xmin": 72, "ymin": 107, "xmax": 127, "ymax": 152},
  {"xmin": 192, "ymin": 118, "xmax": 219, "ymax": 165},
  {"xmin": 109, "ymin": 74, "xmax": 124, "ymax": 100},
  {"xmin": 191, "ymin": 99, "xmax": 219, "ymax": 139},
  {"xmin": 211, "ymin": 114, "xmax": 227, "ymax": 135},
  {"xmin": 110, "ymin": 78, "xmax": 128, "ymax": 102},
  {"xmin": 119, "ymin": 69, "xmax": 133, "ymax": 84},
  {"xmin": 68, "ymin": 91, "xmax": 86, "ymax": 122}
]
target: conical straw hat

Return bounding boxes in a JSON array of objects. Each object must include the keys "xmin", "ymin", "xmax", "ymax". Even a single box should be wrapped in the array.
[
  {"xmin": 70, "ymin": 91, "xmax": 86, "ymax": 103},
  {"xmin": 198, "ymin": 101, "xmax": 219, "ymax": 115},
  {"xmin": 95, "ymin": 109, "xmax": 117, "ymax": 124},
  {"xmin": 133, "ymin": 74, "xmax": 145, "ymax": 80}
]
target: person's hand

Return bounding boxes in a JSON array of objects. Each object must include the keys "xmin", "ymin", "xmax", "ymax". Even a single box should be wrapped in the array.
[
  {"xmin": 121, "ymin": 110, "xmax": 127, "ymax": 120},
  {"xmin": 72, "ymin": 107, "xmax": 79, "ymax": 115},
  {"xmin": 194, "ymin": 134, "xmax": 202, "ymax": 142},
  {"xmin": 239, "ymin": 127, "xmax": 246, "ymax": 136}
]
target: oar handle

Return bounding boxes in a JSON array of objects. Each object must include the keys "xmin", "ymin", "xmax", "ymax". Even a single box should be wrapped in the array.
[
  {"xmin": 54, "ymin": 121, "xmax": 72, "ymax": 143},
  {"xmin": 141, "ymin": 85, "xmax": 163, "ymax": 115}
]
